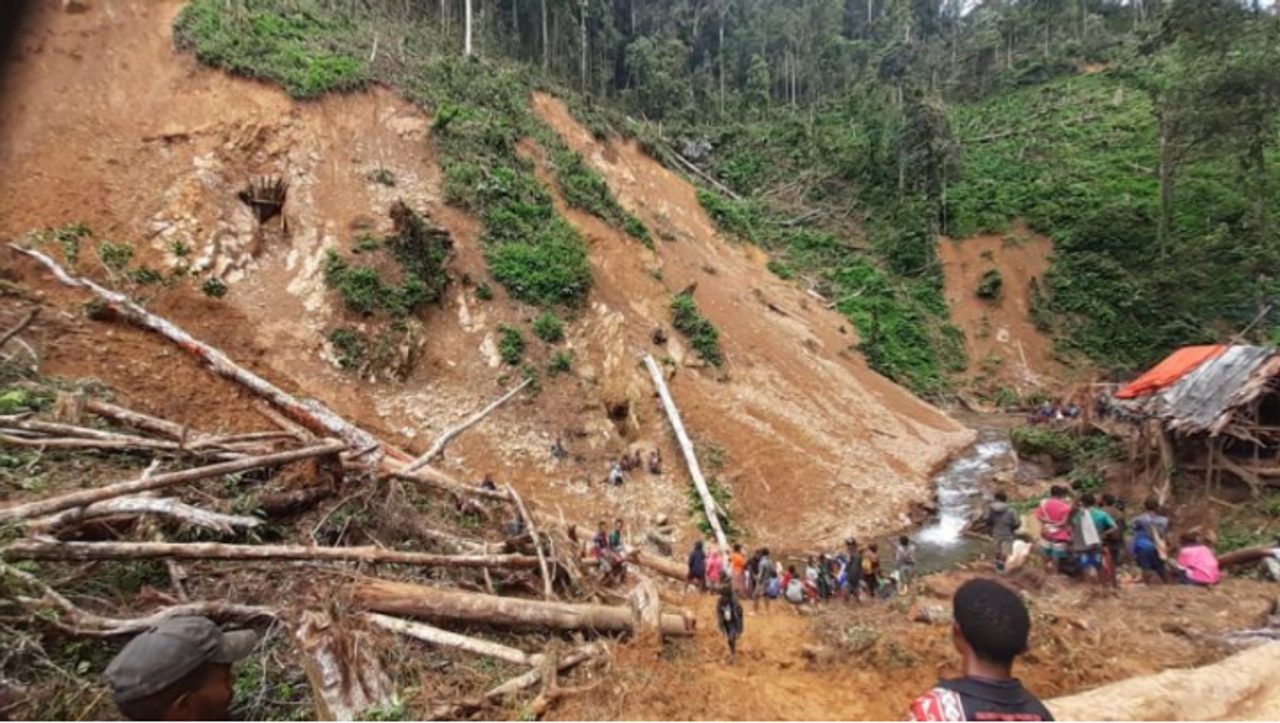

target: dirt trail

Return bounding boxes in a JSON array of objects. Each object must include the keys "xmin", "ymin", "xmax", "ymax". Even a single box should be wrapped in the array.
[{"xmin": 940, "ymin": 225, "xmax": 1064, "ymax": 393}]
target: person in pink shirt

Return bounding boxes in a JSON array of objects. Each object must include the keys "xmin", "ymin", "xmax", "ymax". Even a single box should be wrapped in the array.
[
  {"xmin": 1175, "ymin": 532, "xmax": 1221, "ymax": 586},
  {"xmin": 706, "ymin": 544, "xmax": 724, "ymax": 587},
  {"xmin": 1035, "ymin": 485, "xmax": 1073, "ymax": 574}
]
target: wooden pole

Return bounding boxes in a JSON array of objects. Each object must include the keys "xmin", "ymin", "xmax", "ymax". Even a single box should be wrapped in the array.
[
  {"xmin": 0, "ymin": 441, "xmax": 346, "ymax": 523},
  {"xmin": 355, "ymin": 578, "xmax": 694, "ymax": 637},
  {"xmin": 403, "ymin": 379, "xmax": 531, "ymax": 473},
  {"xmin": 365, "ymin": 613, "xmax": 542, "ymax": 666},
  {"xmin": 507, "ymin": 483, "xmax": 554, "ymax": 599},
  {"xmin": 29, "ymin": 496, "xmax": 263, "ymax": 535},
  {"xmin": 643, "ymin": 355, "xmax": 729, "ymax": 561}
]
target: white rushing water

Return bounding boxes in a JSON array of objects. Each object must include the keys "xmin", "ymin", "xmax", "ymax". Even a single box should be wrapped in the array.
[{"xmin": 914, "ymin": 434, "xmax": 1013, "ymax": 556}]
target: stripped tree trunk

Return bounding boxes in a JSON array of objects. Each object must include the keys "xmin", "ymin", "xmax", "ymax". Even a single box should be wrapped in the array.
[
  {"xmin": 403, "ymin": 378, "xmax": 530, "ymax": 473},
  {"xmin": 355, "ymin": 579, "xmax": 695, "ymax": 637},
  {"xmin": 29, "ymin": 496, "xmax": 263, "ymax": 535},
  {"xmin": 0, "ymin": 441, "xmax": 346, "ymax": 523},
  {"xmin": 643, "ymin": 355, "xmax": 729, "ymax": 560},
  {"xmin": 365, "ymin": 613, "xmax": 542, "ymax": 666},
  {"xmin": 507, "ymin": 483, "xmax": 554, "ymax": 599},
  {"xmin": 295, "ymin": 610, "xmax": 396, "ymax": 721},
  {"xmin": 3, "ymin": 540, "xmax": 542, "ymax": 570}
]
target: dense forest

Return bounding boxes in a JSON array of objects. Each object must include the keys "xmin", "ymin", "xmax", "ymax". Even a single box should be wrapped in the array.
[{"xmin": 177, "ymin": 0, "xmax": 1280, "ymax": 395}]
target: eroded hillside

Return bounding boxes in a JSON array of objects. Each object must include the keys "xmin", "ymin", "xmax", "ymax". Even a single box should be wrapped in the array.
[{"xmin": 0, "ymin": 0, "xmax": 970, "ymax": 548}]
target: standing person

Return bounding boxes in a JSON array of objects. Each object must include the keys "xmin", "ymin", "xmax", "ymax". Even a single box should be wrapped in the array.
[
  {"xmin": 729, "ymin": 544, "xmax": 748, "ymax": 597},
  {"xmin": 716, "ymin": 585, "xmax": 745, "ymax": 663},
  {"xmin": 1263, "ymin": 535, "xmax": 1280, "ymax": 582},
  {"xmin": 1101, "ymin": 493, "xmax": 1127, "ymax": 585},
  {"xmin": 862, "ymin": 544, "xmax": 882, "ymax": 599},
  {"xmin": 845, "ymin": 538, "xmax": 864, "ymax": 603},
  {"xmin": 687, "ymin": 540, "xmax": 707, "ymax": 593},
  {"xmin": 754, "ymin": 548, "xmax": 776, "ymax": 613},
  {"xmin": 1131, "ymin": 498, "xmax": 1171, "ymax": 585},
  {"xmin": 706, "ymin": 544, "xmax": 725, "ymax": 588},
  {"xmin": 984, "ymin": 492, "xmax": 1021, "ymax": 572},
  {"xmin": 1174, "ymin": 532, "xmax": 1222, "ymax": 587},
  {"xmin": 908, "ymin": 580, "xmax": 1053, "ymax": 721},
  {"xmin": 896, "ymin": 536, "xmax": 918, "ymax": 592},
  {"xmin": 1072, "ymin": 493, "xmax": 1116, "ymax": 584},
  {"xmin": 1035, "ymin": 486, "xmax": 1073, "ymax": 574},
  {"xmin": 608, "ymin": 460, "xmax": 625, "ymax": 486},
  {"xmin": 106, "ymin": 617, "xmax": 259, "ymax": 721},
  {"xmin": 816, "ymin": 554, "xmax": 834, "ymax": 601},
  {"xmin": 609, "ymin": 518, "xmax": 626, "ymax": 554}
]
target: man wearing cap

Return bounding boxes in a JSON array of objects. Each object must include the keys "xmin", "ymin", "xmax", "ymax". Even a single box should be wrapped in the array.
[{"xmin": 105, "ymin": 616, "xmax": 258, "ymax": 721}]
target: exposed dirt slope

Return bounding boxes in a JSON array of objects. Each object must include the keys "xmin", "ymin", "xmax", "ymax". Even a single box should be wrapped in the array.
[
  {"xmin": 532, "ymin": 94, "xmax": 972, "ymax": 544},
  {"xmin": 940, "ymin": 225, "xmax": 1065, "ymax": 393},
  {"xmin": 0, "ymin": 0, "xmax": 969, "ymax": 549}
]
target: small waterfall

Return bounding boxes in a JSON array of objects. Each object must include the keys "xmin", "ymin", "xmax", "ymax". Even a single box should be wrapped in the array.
[{"xmin": 913, "ymin": 429, "xmax": 1015, "ymax": 569}]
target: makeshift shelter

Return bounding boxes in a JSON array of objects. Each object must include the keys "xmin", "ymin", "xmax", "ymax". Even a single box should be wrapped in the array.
[{"xmin": 1112, "ymin": 345, "xmax": 1280, "ymax": 500}]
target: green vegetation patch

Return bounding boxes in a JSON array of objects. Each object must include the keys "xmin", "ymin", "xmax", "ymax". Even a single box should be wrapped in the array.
[
  {"xmin": 532, "ymin": 312, "xmax": 565, "ymax": 343},
  {"xmin": 671, "ymin": 291, "xmax": 724, "ymax": 367},
  {"xmin": 498, "ymin": 324, "xmax": 525, "ymax": 366}
]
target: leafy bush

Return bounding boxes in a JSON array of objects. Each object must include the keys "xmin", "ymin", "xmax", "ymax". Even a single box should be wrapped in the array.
[
  {"xmin": 976, "ymin": 268, "xmax": 1003, "ymax": 300},
  {"xmin": 671, "ymin": 292, "xmax": 724, "ymax": 367},
  {"xmin": 686, "ymin": 475, "xmax": 737, "ymax": 539},
  {"xmin": 532, "ymin": 312, "xmax": 565, "ymax": 343},
  {"xmin": 548, "ymin": 349, "xmax": 574, "ymax": 375},
  {"xmin": 486, "ymin": 223, "xmax": 591, "ymax": 307},
  {"xmin": 498, "ymin": 324, "xmax": 524, "ymax": 366},
  {"xmin": 202, "ymin": 277, "xmax": 228, "ymax": 298},
  {"xmin": 98, "ymin": 242, "xmax": 134, "ymax": 274},
  {"xmin": 476, "ymin": 282, "xmax": 494, "ymax": 301},
  {"xmin": 328, "ymin": 328, "xmax": 367, "ymax": 370},
  {"xmin": 1009, "ymin": 426, "xmax": 1078, "ymax": 461}
]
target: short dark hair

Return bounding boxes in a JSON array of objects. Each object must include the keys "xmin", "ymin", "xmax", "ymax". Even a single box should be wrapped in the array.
[
  {"xmin": 1050, "ymin": 485, "xmax": 1067, "ymax": 498},
  {"xmin": 899, "ymin": 536, "xmax": 910, "ymax": 545},
  {"xmin": 1102, "ymin": 493, "xmax": 1117, "ymax": 506},
  {"xmin": 733, "ymin": 543, "xmax": 742, "ymax": 552},
  {"xmin": 953, "ymin": 579, "xmax": 1031, "ymax": 666},
  {"xmin": 1080, "ymin": 492, "xmax": 1097, "ymax": 506},
  {"xmin": 761, "ymin": 547, "xmax": 770, "ymax": 556},
  {"xmin": 1144, "ymin": 497, "xmax": 1159, "ymax": 512},
  {"xmin": 116, "ymin": 663, "xmax": 223, "ymax": 721},
  {"xmin": 994, "ymin": 491, "xmax": 1008, "ymax": 502}
]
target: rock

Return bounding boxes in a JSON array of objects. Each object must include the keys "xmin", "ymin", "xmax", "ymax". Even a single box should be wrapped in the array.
[{"xmin": 910, "ymin": 603, "xmax": 951, "ymax": 625}]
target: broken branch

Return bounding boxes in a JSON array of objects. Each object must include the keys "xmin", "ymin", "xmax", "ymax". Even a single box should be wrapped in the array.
[
  {"xmin": 364, "ymin": 613, "xmax": 542, "ymax": 666},
  {"xmin": 28, "ymin": 496, "xmax": 263, "ymax": 535},
  {"xmin": 403, "ymin": 378, "xmax": 532, "ymax": 473}
]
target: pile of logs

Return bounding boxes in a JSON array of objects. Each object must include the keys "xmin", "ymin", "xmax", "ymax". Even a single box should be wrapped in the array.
[{"xmin": 0, "ymin": 244, "xmax": 698, "ymax": 721}]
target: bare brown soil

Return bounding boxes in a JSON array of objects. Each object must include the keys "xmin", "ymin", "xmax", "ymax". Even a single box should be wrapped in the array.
[{"xmin": 940, "ymin": 225, "xmax": 1067, "ymax": 394}]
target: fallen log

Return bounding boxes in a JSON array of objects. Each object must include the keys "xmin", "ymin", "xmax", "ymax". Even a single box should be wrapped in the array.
[
  {"xmin": 1219, "ymin": 545, "xmax": 1278, "ymax": 567},
  {"xmin": 391, "ymin": 470, "xmax": 512, "ymax": 504},
  {"xmin": 643, "ymin": 355, "xmax": 729, "ymax": 560},
  {"xmin": 11, "ymin": 245, "xmax": 389, "ymax": 460},
  {"xmin": 0, "ymin": 441, "xmax": 346, "ymax": 523},
  {"xmin": 3, "ymin": 540, "xmax": 542, "ymax": 570},
  {"xmin": 84, "ymin": 397, "xmax": 205, "ymax": 442},
  {"xmin": 628, "ymin": 549, "xmax": 687, "ymax": 583},
  {"xmin": 507, "ymin": 483, "xmax": 554, "ymax": 600},
  {"xmin": 426, "ymin": 643, "xmax": 607, "ymax": 720},
  {"xmin": 364, "ymin": 613, "xmax": 542, "ymax": 666},
  {"xmin": 28, "ymin": 496, "xmax": 263, "ymax": 535},
  {"xmin": 403, "ymin": 378, "xmax": 532, "ymax": 473},
  {"xmin": 294, "ymin": 609, "xmax": 395, "ymax": 722},
  {"xmin": 627, "ymin": 574, "xmax": 663, "ymax": 646},
  {"xmin": 0, "ymin": 308, "xmax": 38, "ymax": 350},
  {"xmin": 354, "ymin": 578, "xmax": 695, "ymax": 637},
  {"xmin": 1, "ymin": 562, "xmax": 275, "ymax": 636}
]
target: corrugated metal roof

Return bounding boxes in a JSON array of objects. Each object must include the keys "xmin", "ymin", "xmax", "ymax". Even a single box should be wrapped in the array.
[{"xmin": 1115, "ymin": 345, "xmax": 1279, "ymax": 436}]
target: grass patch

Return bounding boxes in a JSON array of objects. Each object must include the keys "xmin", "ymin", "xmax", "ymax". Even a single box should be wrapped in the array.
[
  {"xmin": 548, "ymin": 349, "xmax": 574, "ymax": 375},
  {"xmin": 532, "ymin": 312, "xmax": 565, "ymax": 343},
  {"xmin": 498, "ymin": 324, "xmax": 525, "ymax": 366}
]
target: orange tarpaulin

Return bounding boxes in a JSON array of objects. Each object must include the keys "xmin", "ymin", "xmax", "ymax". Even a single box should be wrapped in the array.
[{"xmin": 1114, "ymin": 345, "xmax": 1227, "ymax": 399}]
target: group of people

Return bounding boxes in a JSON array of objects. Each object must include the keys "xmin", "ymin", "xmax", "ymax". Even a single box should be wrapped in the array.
[
  {"xmin": 686, "ymin": 536, "xmax": 921, "ymax": 612},
  {"xmin": 607, "ymin": 449, "xmax": 663, "ymax": 485},
  {"xmin": 1030, "ymin": 399, "xmax": 1082, "ymax": 424},
  {"xmin": 1030, "ymin": 485, "xmax": 1222, "ymax": 587},
  {"xmin": 591, "ymin": 518, "xmax": 629, "ymax": 583}
]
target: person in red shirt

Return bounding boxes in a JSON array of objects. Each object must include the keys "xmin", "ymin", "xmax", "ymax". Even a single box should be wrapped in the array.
[{"xmin": 909, "ymin": 579, "xmax": 1053, "ymax": 722}]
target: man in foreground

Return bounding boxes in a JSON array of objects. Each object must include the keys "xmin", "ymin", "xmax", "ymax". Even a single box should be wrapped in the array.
[
  {"xmin": 106, "ymin": 616, "xmax": 259, "ymax": 721},
  {"xmin": 909, "ymin": 579, "xmax": 1053, "ymax": 721}
]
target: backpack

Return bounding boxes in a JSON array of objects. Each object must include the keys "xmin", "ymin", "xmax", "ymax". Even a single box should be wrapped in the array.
[{"xmin": 767, "ymin": 576, "xmax": 781, "ymax": 598}]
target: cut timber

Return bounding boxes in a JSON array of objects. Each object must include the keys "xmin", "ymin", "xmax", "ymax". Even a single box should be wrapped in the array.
[
  {"xmin": 403, "ymin": 378, "xmax": 531, "ymax": 473},
  {"xmin": 294, "ymin": 609, "xmax": 394, "ymax": 722},
  {"xmin": 355, "ymin": 578, "xmax": 694, "ymax": 637},
  {"xmin": 426, "ymin": 643, "xmax": 606, "ymax": 720},
  {"xmin": 1219, "ymin": 545, "xmax": 1278, "ymax": 567},
  {"xmin": 3, "ymin": 540, "xmax": 541, "ymax": 569},
  {"xmin": 83, "ymin": 398, "xmax": 203, "ymax": 441},
  {"xmin": 507, "ymin": 483, "xmax": 554, "ymax": 600},
  {"xmin": 10, "ymin": 245, "xmax": 392, "ymax": 462},
  {"xmin": 29, "ymin": 496, "xmax": 263, "ymax": 535},
  {"xmin": 643, "ymin": 355, "xmax": 729, "ymax": 559},
  {"xmin": 0, "ymin": 441, "xmax": 346, "ymax": 523},
  {"xmin": 364, "ymin": 613, "xmax": 542, "ymax": 666},
  {"xmin": 627, "ymin": 574, "xmax": 663, "ymax": 645},
  {"xmin": 1047, "ymin": 642, "xmax": 1280, "ymax": 721},
  {"xmin": 628, "ymin": 549, "xmax": 687, "ymax": 583}
]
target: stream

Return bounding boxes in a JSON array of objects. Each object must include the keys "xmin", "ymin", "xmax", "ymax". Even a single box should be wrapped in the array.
[{"xmin": 911, "ymin": 424, "xmax": 1018, "ymax": 573}]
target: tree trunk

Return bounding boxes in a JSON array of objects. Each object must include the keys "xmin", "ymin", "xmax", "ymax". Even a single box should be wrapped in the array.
[
  {"xmin": 404, "ymin": 379, "xmax": 530, "ymax": 473},
  {"xmin": 365, "ymin": 613, "xmax": 542, "ymax": 666},
  {"xmin": 0, "ymin": 441, "xmax": 345, "ymax": 523},
  {"xmin": 1157, "ymin": 110, "xmax": 1176, "ymax": 255},
  {"xmin": 295, "ymin": 610, "xmax": 395, "ymax": 722},
  {"xmin": 465, "ymin": 0, "xmax": 474, "ymax": 56},
  {"xmin": 642, "ymin": 356, "xmax": 729, "ymax": 563},
  {"xmin": 628, "ymin": 549, "xmax": 686, "ymax": 582},
  {"xmin": 3, "ymin": 540, "xmax": 542, "ymax": 570},
  {"xmin": 718, "ymin": 11, "xmax": 726, "ymax": 116},
  {"xmin": 579, "ymin": 0, "xmax": 588, "ymax": 94},
  {"xmin": 355, "ymin": 578, "xmax": 695, "ymax": 637},
  {"xmin": 541, "ymin": 0, "xmax": 549, "ymax": 70},
  {"xmin": 29, "ymin": 496, "xmax": 263, "ymax": 535}
]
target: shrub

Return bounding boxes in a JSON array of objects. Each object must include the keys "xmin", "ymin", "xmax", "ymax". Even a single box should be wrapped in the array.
[
  {"xmin": 328, "ymin": 328, "xmax": 367, "ymax": 369},
  {"xmin": 533, "ymin": 312, "xmax": 565, "ymax": 343},
  {"xmin": 171, "ymin": 240, "xmax": 191, "ymax": 257},
  {"xmin": 977, "ymin": 268, "xmax": 1003, "ymax": 300},
  {"xmin": 548, "ymin": 349, "xmax": 574, "ymax": 375},
  {"xmin": 671, "ymin": 292, "xmax": 724, "ymax": 367},
  {"xmin": 1009, "ymin": 426, "xmax": 1077, "ymax": 461},
  {"xmin": 202, "ymin": 277, "xmax": 228, "ymax": 298},
  {"xmin": 332, "ymin": 266, "xmax": 386, "ymax": 316},
  {"xmin": 476, "ymin": 282, "xmax": 494, "ymax": 301},
  {"xmin": 498, "ymin": 324, "xmax": 524, "ymax": 366},
  {"xmin": 487, "ymin": 224, "xmax": 592, "ymax": 307}
]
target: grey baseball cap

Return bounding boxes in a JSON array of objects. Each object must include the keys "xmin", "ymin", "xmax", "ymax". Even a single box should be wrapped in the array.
[{"xmin": 105, "ymin": 617, "xmax": 258, "ymax": 703}]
